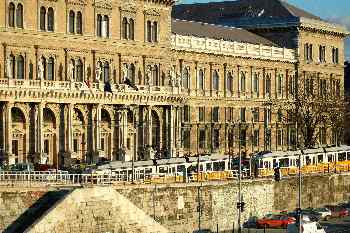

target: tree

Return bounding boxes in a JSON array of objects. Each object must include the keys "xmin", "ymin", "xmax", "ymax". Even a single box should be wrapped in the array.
[{"xmin": 269, "ymin": 73, "xmax": 345, "ymax": 149}]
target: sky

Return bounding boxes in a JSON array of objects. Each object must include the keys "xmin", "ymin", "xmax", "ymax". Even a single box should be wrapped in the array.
[{"xmin": 178, "ymin": 0, "xmax": 350, "ymax": 60}]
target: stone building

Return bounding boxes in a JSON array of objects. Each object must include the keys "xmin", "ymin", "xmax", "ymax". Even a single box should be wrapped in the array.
[{"xmin": 0, "ymin": 0, "xmax": 347, "ymax": 167}]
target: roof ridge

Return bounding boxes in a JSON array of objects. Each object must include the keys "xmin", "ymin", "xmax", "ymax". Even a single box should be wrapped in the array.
[{"xmin": 172, "ymin": 18, "xmax": 246, "ymax": 32}]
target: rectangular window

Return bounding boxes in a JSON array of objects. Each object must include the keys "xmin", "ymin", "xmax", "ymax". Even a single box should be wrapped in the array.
[
  {"xmin": 240, "ymin": 129, "xmax": 246, "ymax": 147},
  {"xmin": 253, "ymin": 73, "xmax": 259, "ymax": 93},
  {"xmin": 101, "ymin": 138, "xmax": 105, "ymax": 151},
  {"xmin": 253, "ymin": 129, "xmax": 259, "ymax": 147},
  {"xmin": 240, "ymin": 107, "xmax": 246, "ymax": 122},
  {"xmin": 289, "ymin": 128, "xmax": 296, "ymax": 147},
  {"xmin": 289, "ymin": 75, "xmax": 295, "ymax": 96},
  {"xmin": 12, "ymin": 140, "xmax": 19, "ymax": 156},
  {"xmin": 332, "ymin": 48, "xmax": 339, "ymax": 64},
  {"xmin": 319, "ymin": 45, "xmax": 326, "ymax": 63},
  {"xmin": 199, "ymin": 129, "xmax": 206, "ymax": 149},
  {"xmin": 213, "ymin": 129, "xmax": 220, "ymax": 149},
  {"xmin": 277, "ymin": 74, "xmax": 283, "ymax": 96},
  {"xmin": 226, "ymin": 107, "xmax": 233, "ymax": 122},
  {"xmin": 320, "ymin": 128, "xmax": 326, "ymax": 145},
  {"xmin": 253, "ymin": 108, "xmax": 259, "ymax": 122},
  {"xmin": 212, "ymin": 107, "xmax": 219, "ymax": 122},
  {"xmin": 277, "ymin": 129, "xmax": 283, "ymax": 146},
  {"xmin": 183, "ymin": 105, "xmax": 190, "ymax": 122},
  {"xmin": 183, "ymin": 129, "xmax": 190, "ymax": 149},
  {"xmin": 44, "ymin": 139, "xmax": 49, "ymax": 154},
  {"xmin": 73, "ymin": 139, "xmax": 78, "ymax": 153},
  {"xmin": 198, "ymin": 107, "xmax": 204, "ymax": 122}
]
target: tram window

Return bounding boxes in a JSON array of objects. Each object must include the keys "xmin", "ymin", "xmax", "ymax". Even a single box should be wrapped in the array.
[
  {"xmin": 177, "ymin": 165, "xmax": 186, "ymax": 173},
  {"xmin": 259, "ymin": 161, "xmax": 263, "ymax": 168},
  {"xmin": 159, "ymin": 167, "xmax": 168, "ymax": 174},
  {"xmin": 328, "ymin": 154, "xmax": 333, "ymax": 162},
  {"xmin": 172, "ymin": 167, "xmax": 176, "ymax": 173},
  {"xmin": 199, "ymin": 165, "xmax": 204, "ymax": 172},
  {"xmin": 264, "ymin": 161, "xmax": 269, "ymax": 169},
  {"xmin": 347, "ymin": 152, "xmax": 350, "ymax": 160},
  {"xmin": 312, "ymin": 157, "xmax": 316, "ymax": 165},
  {"xmin": 213, "ymin": 161, "xmax": 225, "ymax": 171},
  {"xmin": 318, "ymin": 154, "xmax": 323, "ymax": 163},
  {"xmin": 338, "ymin": 152, "xmax": 346, "ymax": 161},
  {"xmin": 279, "ymin": 158, "xmax": 289, "ymax": 167},
  {"xmin": 296, "ymin": 159, "xmax": 300, "ymax": 167},
  {"xmin": 206, "ymin": 163, "xmax": 212, "ymax": 171}
]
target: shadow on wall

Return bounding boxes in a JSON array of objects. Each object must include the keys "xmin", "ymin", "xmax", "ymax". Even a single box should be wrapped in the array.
[{"xmin": 3, "ymin": 189, "xmax": 71, "ymax": 233}]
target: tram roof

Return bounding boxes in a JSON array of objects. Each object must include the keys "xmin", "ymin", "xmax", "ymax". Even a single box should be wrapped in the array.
[{"xmin": 253, "ymin": 145, "xmax": 350, "ymax": 160}]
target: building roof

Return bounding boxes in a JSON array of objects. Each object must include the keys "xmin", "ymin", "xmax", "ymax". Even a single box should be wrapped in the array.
[
  {"xmin": 171, "ymin": 19, "xmax": 276, "ymax": 46},
  {"xmin": 172, "ymin": 0, "xmax": 322, "ymax": 26}
]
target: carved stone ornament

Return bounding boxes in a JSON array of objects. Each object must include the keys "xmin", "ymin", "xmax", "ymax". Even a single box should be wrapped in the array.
[
  {"xmin": 38, "ymin": 60, "xmax": 45, "ymax": 80},
  {"xmin": 66, "ymin": 0, "xmax": 87, "ymax": 6},
  {"xmin": 93, "ymin": 0, "xmax": 112, "ymax": 10},
  {"xmin": 144, "ymin": 8, "xmax": 160, "ymax": 17},
  {"xmin": 6, "ymin": 57, "xmax": 13, "ymax": 79},
  {"xmin": 146, "ymin": 66, "xmax": 152, "ymax": 85}
]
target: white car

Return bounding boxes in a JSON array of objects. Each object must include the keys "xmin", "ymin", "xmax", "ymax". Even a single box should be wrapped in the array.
[
  {"xmin": 287, "ymin": 221, "xmax": 326, "ymax": 233},
  {"xmin": 313, "ymin": 207, "xmax": 332, "ymax": 220}
]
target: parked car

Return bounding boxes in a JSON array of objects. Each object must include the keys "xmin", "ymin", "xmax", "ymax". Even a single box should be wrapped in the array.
[
  {"xmin": 288, "ymin": 209, "xmax": 321, "ymax": 222},
  {"xmin": 256, "ymin": 214, "xmax": 295, "ymax": 229},
  {"xmin": 193, "ymin": 230, "xmax": 212, "ymax": 233},
  {"xmin": 287, "ymin": 221, "xmax": 326, "ymax": 233},
  {"xmin": 324, "ymin": 205, "xmax": 349, "ymax": 218},
  {"xmin": 313, "ymin": 207, "xmax": 332, "ymax": 220}
]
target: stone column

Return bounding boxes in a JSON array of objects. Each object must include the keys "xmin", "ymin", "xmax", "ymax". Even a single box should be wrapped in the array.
[
  {"xmin": 66, "ymin": 103, "xmax": 73, "ymax": 153},
  {"xmin": 175, "ymin": 106, "xmax": 183, "ymax": 157},
  {"xmin": 95, "ymin": 105, "xmax": 101, "ymax": 153},
  {"xmin": 121, "ymin": 109, "xmax": 128, "ymax": 148},
  {"xmin": 37, "ymin": 102, "xmax": 44, "ymax": 163},
  {"xmin": 146, "ymin": 106, "xmax": 152, "ymax": 147},
  {"xmin": 5, "ymin": 102, "xmax": 13, "ymax": 163},
  {"xmin": 168, "ymin": 106, "xmax": 175, "ymax": 158}
]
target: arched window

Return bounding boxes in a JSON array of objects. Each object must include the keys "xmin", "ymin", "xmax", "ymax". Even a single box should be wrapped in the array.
[
  {"xmin": 129, "ymin": 63, "xmax": 135, "ymax": 83},
  {"xmin": 122, "ymin": 17, "xmax": 128, "ymax": 39},
  {"xmin": 277, "ymin": 74, "xmax": 283, "ymax": 95},
  {"xmin": 96, "ymin": 14, "xmax": 102, "ymax": 37},
  {"xmin": 226, "ymin": 72, "xmax": 233, "ymax": 93},
  {"xmin": 198, "ymin": 69, "xmax": 204, "ymax": 90},
  {"xmin": 152, "ymin": 22, "xmax": 158, "ymax": 42},
  {"xmin": 29, "ymin": 63, "xmax": 33, "ymax": 79},
  {"xmin": 147, "ymin": 20, "xmax": 152, "ymax": 42},
  {"xmin": 16, "ymin": 55, "xmax": 24, "ymax": 79},
  {"xmin": 103, "ymin": 61, "xmax": 109, "ymax": 82},
  {"xmin": 240, "ymin": 71, "xmax": 246, "ymax": 92},
  {"xmin": 69, "ymin": 10, "xmax": 75, "ymax": 33},
  {"xmin": 103, "ymin": 15, "xmax": 109, "ymax": 37},
  {"xmin": 40, "ymin": 7, "xmax": 46, "ymax": 30},
  {"xmin": 9, "ymin": 3, "xmax": 15, "ymax": 27},
  {"xmin": 70, "ymin": 59, "xmax": 75, "ymax": 80},
  {"xmin": 16, "ymin": 4, "xmax": 23, "ymax": 28},
  {"xmin": 76, "ymin": 11, "xmax": 82, "ymax": 34},
  {"xmin": 47, "ymin": 57, "xmax": 54, "ymax": 80},
  {"xmin": 153, "ymin": 65, "xmax": 159, "ymax": 86},
  {"xmin": 212, "ymin": 70, "xmax": 219, "ymax": 91},
  {"xmin": 129, "ymin": 18, "xmax": 134, "ymax": 40},
  {"xmin": 76, "ymin": 59, "xmax": 83, "ymax": 82},
  {"xmin": 182, "ymin": 67, "xmax": 189, "ymax": 89},
  {"xmin": 47, "ymin": 7, "xmax": 54, "ymax": 31}
]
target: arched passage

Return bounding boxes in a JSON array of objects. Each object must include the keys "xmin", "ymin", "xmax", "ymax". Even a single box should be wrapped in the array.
[
  {"xmin": 100, "ymin": 109, "xmax": 112, "ymax": 160},
  {"xmin": 72, "ymin": 108, "xmax": 86, "ymax": 162},
  {"xmin": 151, "ymin": 110, "xmax": 161, "ymax": 151},
  {"xmin": 43, "ymin": 108, "xmax": 57, "ymax": 165}
]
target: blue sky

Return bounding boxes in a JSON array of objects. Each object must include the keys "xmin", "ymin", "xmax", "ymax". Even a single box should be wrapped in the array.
[{"xmin": 178, "ymin": 0, "xmax": 350, "ymax": 60}]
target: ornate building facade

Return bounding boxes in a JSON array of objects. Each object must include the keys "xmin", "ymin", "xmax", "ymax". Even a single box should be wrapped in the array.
[{"xmin": 0, "ymin": 0, "xmax": 347, "ymax": 167}]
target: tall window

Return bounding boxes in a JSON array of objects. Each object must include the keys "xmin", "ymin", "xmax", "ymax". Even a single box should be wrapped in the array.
[
  {"xmin": 320, "ymin": 79, "xmax": 327, "ymax": 97},
  {"xmin": 277, "ymin": 74, "xmax": 283, "ymax": 96},
  {"xmin": 199, "ymin": 129, "xmax": 206, "ymax": 149},
  {"xmin": 253, "ymin": 129, "xmax": 259, "ymax": 147},
  {"xmin": 213, "ymin": 129, "xmax": 220, "ymax": 150},
  {"xmin": 319, "ymin": 45, "xmax": 326, "ymax": 63},
  {"xmin": 277, "ymin": 129, "xmax": 283, "ymax": 146},
  {"xmin": 76, "ymin": 11, "xmax": 82, "ymax": 34},
  {"xmin": 47, "ymin": 7, "xmax": 54, "ymax": 31},
  {"xmin": 183, "ymin": 129, "xmax": 190, "ymax": 149},
  {"xmin": 240, "ymin": 129, "xmax": 246, "ymax": 147},
  {"xmin": 129, "ymin": 63, "xmax": 136, "ymax": 83},
  {"xmin": 304, "ymin": 43, "xmax": 313, "ymax": 62},
  {"xmin": 9, "ymin": 3, "xmax": 15, "ymax": 27},
  {"xmin": 253, "ymin": 73, "xmax": 259, "ymax": 94},
  {"xmin": 332, "ymin": 48, "xmax": 339, "ymax": 64},
  {"xmin": 152, "ymin": 65, "xmax": 159, "ymax": 86},
  {"xmin": 320, "ymin": 128, "xmax": 326, "ymax": 145},
  {"xmin": 240, "ymin": 107, "xmax": 246, "ymax": 122},
  {"xmin": 288, "ymin": 75, "xmax": 295, "ymax": 96},
  {"xmin": 122, "ymin": 17, "xmax": 128, "ymax": 39},
  {"xmin": 47, "ymin": 57, "xmax": 54, "ymax": 80},
  {"xmin": 212, "ymin": 70, "xmax": 219, "ymax": 91},
  {"xmin": 147, "ymin": 20, "xmax": 152, "ymax": 42},
  {"xmin": 41, "ymin": 57, "xmax": 47, "ymax": 80},
  {"xmin": 40, "ymin": 7, "xmax": 46, "ymax": 30},
  {"xmin": 183, "ymin": 105, "xmax": 190, "ymax": 122},
  {"xmin": 265, "ymin": 74, "xmax": 271, "ymax": 97},
  {"xmin": 212, "ymin": 107, "xmax": 219, "ymax": 122},
  {"xmin": 198, "ymin": 69, "xmax": 204, "ymax": 90},
  {"xmin": 240, "ymin": 71, "xmax": 245, "ymax": 92},
  {"xmin": 103, "ymin": 15, "xmax": 109, "ymax": 37},
  {"xmin": 152, "ymin": 22, "xmax": 158, "ymax": 42},
  {"xmin": 226, "ymin": 72, "xmax": 233, "ymax": 93},
  {"xmin": 198, "ymin": 107, "xmax": 205, "ymax": 122},
  {"xmin": 69, "ymin": 10, "xmax": 75, "ymax": 33},
  {"xmin": 182, "ymin": 67, "xmax": 189, "ymax": 89},
  {"xmin": 252, "ymin": 108, "xmax": 259, "ymax": 122},
  {"xmin": 129, "ymin": 19, "xmax": 134, "ymax": 40},
  {"xmin": 16, "ymin": 55, "xmax": 24, "ymax": 80},
  {"xmin": 76, "ymin": 59, "xmax": 83, "ymax": 82},
  {"xmin": 16, "ymin": 4, "xmax": 23, "ymax": 28},
  {"xmin": 103, "ymin": 61, "xmax": 109, "ymax": 82},
  {"xmin": 97, "ymin": 14, "xmax": 102, "ymax": 37}
]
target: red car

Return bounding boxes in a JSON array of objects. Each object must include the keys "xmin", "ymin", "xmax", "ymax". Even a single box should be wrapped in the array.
[
  {"xmin": 256, "ymin": 214, "xmax": 295, "ymax": 229},
  {"xmin": 325, "ymin": 205, "xmax": 349, "ymax": 218}
]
